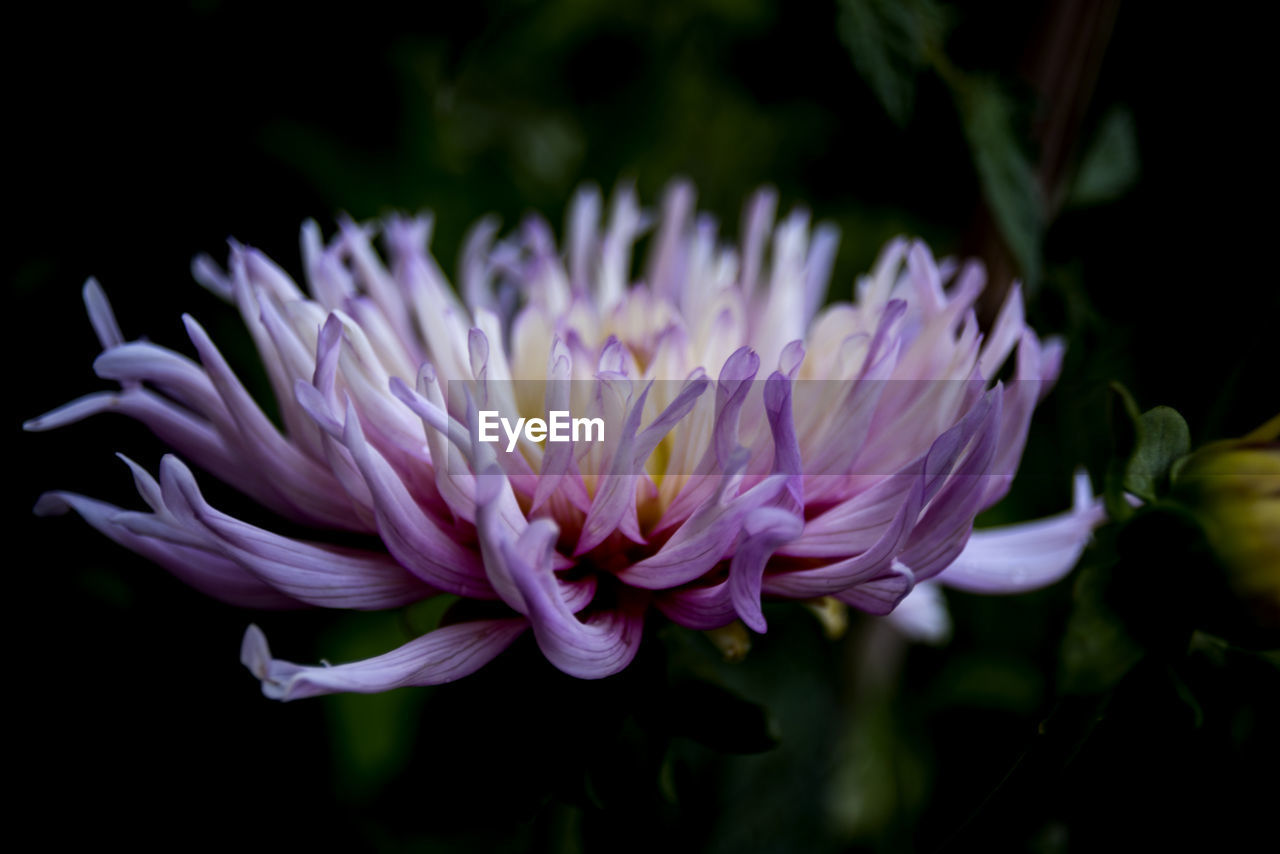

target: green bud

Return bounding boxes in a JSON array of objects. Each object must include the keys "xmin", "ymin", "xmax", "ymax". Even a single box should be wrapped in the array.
[{"xmin": 1172, "ymin": 414, "xmax": 1280, "ymax": 646}]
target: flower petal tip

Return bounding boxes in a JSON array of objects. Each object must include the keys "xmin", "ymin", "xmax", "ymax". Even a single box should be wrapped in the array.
[{"xmin": 32, "ymin": 492, "xmax": 70, "ymax": 517}]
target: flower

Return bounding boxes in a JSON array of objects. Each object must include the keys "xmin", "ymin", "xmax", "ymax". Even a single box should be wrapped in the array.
[
  {"xmin": 28, "ymin": 182, "xmax": 1104, "ymax": 699},
  {"xmin": 1171, "ymin": 414, "xmax": 1280, "ymax": 643}
]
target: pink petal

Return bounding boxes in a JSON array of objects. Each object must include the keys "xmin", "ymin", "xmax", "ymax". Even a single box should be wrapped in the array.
[
  {"xmin": 158, "ymin": 456, "xmax": 439, "ymax": 610},
  {"xmin": 938, "ymin": 471, "xmax": 1104, "ymax": 593},
  {"xmin": 241, "ymin": 620, "xmax": 528, "ymax": 700},
  {"xmin": 34, "ymin": 490, "xmax": 299, "ymax": 610}
]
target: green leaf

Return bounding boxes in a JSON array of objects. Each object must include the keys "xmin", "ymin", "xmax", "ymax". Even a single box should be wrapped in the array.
[
  {"xmin": 1124, "ymin": 406, "xmax": 1191, "ymax": 502},
  {"xmin": 1067, "ymin": 107, "xmax": 1140, "ymax": 208},
  {"xmin": 837, "ymin": 0, "xmax": 946, "ymax": 127},
  {"xmin": 1104, "ymin": 384, "xmax": 1191, "ymax": 511}
]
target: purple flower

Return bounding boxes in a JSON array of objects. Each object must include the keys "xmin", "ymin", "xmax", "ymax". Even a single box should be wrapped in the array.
[{"xmin": 28, "ymin": 182, "xmax": 1103, "ymax": 699}]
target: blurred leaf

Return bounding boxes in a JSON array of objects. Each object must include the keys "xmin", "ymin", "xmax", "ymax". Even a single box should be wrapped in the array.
[
  {"xmin": 838, "ymin": 0, "xmax": 947, "ymax": 127},
  {"xmin": 321, "ymin": 597, "xmax": 456, "ymax": 803},
  {"xmin": 1067, "ymin": 107, "xmax": 1140, "ymax": 208},
  {"xmin": 826, "ymin": 690, "xmax": 921, "ymax": 842},
  {"xmin": 842, "ymin": 0, "xmax": 1044, "ymax": 284},
  {"xmin": 321, "ymin": 611, "xmax": 433, "ymax": 802},
  {"xmin": 1060, "ymin": 561, "xmax": 1144, "ymax": 694},
  {"xmin": 1165, "ymin": 664, "xmax": 1205, "ymax": 728},
  {"xmin": 954, "ymin": 78, "xmax": 1044, "ymax": 286},
  {"xmin": 403, "ymin": 592, "xmax": 459, "ymax": 636},
  {"xmin": 513, "ymin": 115, "xmax": 585, "ymax": 189},
  {"xmin": 327, "ymin": 685, "xmax": 427, "ymax": 803}
]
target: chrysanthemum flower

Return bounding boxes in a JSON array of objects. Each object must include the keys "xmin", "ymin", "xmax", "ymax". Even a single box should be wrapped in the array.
[{"xmin": 28, "ymin": 182, "xmax": 1103, "ymax": 699}]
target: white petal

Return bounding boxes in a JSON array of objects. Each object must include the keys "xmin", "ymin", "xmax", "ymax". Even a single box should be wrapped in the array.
[
  {"xmin": 884, "ymin": 581, "xmax": 951, "ymax": 644},
  {"xmin": 937, "ymin": 471, "xmax": 1105, "ymax": 594}
]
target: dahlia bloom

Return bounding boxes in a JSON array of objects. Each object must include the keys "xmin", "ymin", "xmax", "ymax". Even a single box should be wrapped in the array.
[{"xmin": 28, "ymin": 183, "xmax": 1103, "ymax": 699}]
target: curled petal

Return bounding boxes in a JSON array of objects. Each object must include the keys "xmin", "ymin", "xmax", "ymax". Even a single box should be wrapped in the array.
[
  {"xmin": 620, "ymin": 466, "xmax": 788, "ymax": 589},
  {"xmin": 979, "ymin": 330, "xmax": 1060, "ymax": 509},
  {"xmin": 654, "ymin": 578, "xmax": 735, "ymax": 630},
  {"xmin": 575, "ymin": 374, "xmax": 710, "ymax": 555},
  {"xmin": 34, "ymin": 490, "xmax": 299, "ymax": 609},
  {"xmin": 334, "ymin": 401, "xmax": 494, "ymax": 599},
  {"xmin": 94, "ymin": 342, "xmax": 226, "ymax": 418},
  {"xmin": 656, "ymin": 345, "xmax": 760, "ymax": 529},
  {"xmin": 836, "ymin": 562, "xmax": 915, "ymax": 616},
  {"xmin": 883, "ymin": 581, "xmax": 951, "ymax": 644},
  {"xmin": 82, "ymin": 278, "xmax": 126, "ymax": 350},
  {"xmin": 182, "ymin": 314, "xmax": 363, "ymax": 530},
  {"xmin": 24, "ymin": 388, "xmax": 282, "ymax": 510},
  {"xmin": 531, "ymin": 337, "xmax": 589, "ymax": 513},
  {"xmin": 896, "ymin": 387, "xmax": 1004, "ymax": 582},
  {"xmin": 762, "ymin": 476, "xmax": 921, "ymax": 598},
  {"xmin": 242, "ymin": 620, "xmax": 529, "ymax": 700},
  {"xmin": 729, "ymin": 372, "xmax": 806, "ymax": 631},
  {"xmin": 157, "ymin": 455, "xmax": 439, "ymax": 609},
  {"xmin": 478, "ymin": 487, "xmax": 647, "ymax": 678},
  {"xmin": 938, "ymin": 471, "xmax": 1105, "ymax": 593},
  {"xmin": 730, "ymin": 506, "xmax": 805, "ymax": 632}
]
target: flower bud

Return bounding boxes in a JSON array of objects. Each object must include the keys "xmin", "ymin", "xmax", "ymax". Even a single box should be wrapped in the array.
[{"xmin": 1173, "ymin": 414, "xmax": 1280, "ymax": 645}]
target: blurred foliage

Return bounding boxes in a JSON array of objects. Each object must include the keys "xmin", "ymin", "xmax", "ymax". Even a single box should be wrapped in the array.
[
  {"xmin": 836, "ymin": 0, "xmax": 947, "ymax": 127},
  {"xmin": 953, "ymin": 76, "xmax": 1045, "ymax": 287},
  {"xmin": 1066, "ymin": 106, "xmax": 1140, "ymax": 208},
  {"xmin": 10, "ymin": 0, "xmax": 1278, "ymax": 851},
  {"xmin": 839, "ymin": 0, "xmax": 1044, "ymax": 286}
]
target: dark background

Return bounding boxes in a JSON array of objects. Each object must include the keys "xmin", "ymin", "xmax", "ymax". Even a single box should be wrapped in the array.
[{"xmin": 8, "ymin": 1, "xmax": 1276, "ymax": 850}]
